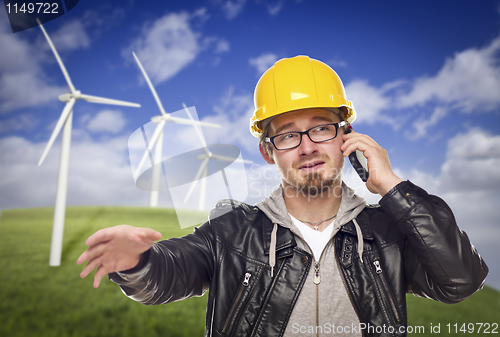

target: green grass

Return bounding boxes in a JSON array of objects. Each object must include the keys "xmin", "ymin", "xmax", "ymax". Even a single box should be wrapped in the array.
[
  {"xmin": 407, "ymin": 286, "xmax": 499, "ymax": 335},
  {"xmin": 0, "ymin": 207, "xmax": 498, "ymax": 337},
  {"xmin": 0, "ymin": 207, "xmax": 207, "ymax": 337}
]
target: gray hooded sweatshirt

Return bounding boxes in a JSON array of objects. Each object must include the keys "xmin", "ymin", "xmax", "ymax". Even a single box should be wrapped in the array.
[{"xmin": 256, "ymin": 182, "xmax": 366, "ymax": 337}]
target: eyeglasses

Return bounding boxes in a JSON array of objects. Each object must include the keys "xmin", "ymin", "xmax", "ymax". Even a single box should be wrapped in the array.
[{"xmin": 265, "ymin": 121, "xmax": 347, "ymax": 151}]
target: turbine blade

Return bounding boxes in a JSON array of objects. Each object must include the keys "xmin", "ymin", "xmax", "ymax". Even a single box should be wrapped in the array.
[
  {"xmin": 37, "ymin": 19, "xmax": 76, "ymax": 93},
  {"xmin": 233, "ymin": 158, "xmax": 253, "ymax": 164},
  {"xmin": 38, "ymin": 98, "xmax": 76, "ymax": 166},
  {"xmin": 183, "ymin": 103, "xmax": 207, "ymax": 149},
  {"xmin": 211, "ymin": 154, "xmax": 253, "ymax": 164},
  {"xmin": 168, "ymin": 116, "xmax": 221, "ymax": 128},
  {"xmin": 183, "ymin": 158, "xmax": 210, "ymax": 204},
  {"xmin": 79, "ymin": 94, "xmax": 140, "ymax": 107},
  {"xmin": 134, "ymin": 120, "xmax": 166, "ymax": 177},
  {"xmin": 132, "ymin": 52, "xmax": 167, "ymax": 115}
]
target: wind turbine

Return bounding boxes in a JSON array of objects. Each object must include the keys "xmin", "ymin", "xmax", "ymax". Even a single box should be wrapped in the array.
[
  {"xmin": 182, "ymin": 107, "xmax": 253, "ymax": 211},
  {"xmin": 131, "ymin": 52, "xmax": 221, "ymax": 207},
  {"xmin": 37, "ymin": 21, "xmax": 141, "ymax": 267}
]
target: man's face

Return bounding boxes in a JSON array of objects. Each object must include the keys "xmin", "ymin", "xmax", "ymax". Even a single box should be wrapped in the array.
[{"xmin": 266, "ymin": 108, "xmax": 345, "ymax": 196}]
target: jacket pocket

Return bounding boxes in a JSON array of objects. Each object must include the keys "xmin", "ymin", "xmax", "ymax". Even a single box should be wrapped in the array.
[
  {"xmin": 221, "ymin": 272, "xmax": 254, "ymax": 334},
  {"xmin": 373, "ymin": 259, "xmax": 402, "ymax": 326}
]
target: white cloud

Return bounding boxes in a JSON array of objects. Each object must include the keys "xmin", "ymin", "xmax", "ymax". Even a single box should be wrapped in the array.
[
  {"xmin": 392, "ymin": 128, "xmax": 500, "ymax": 198},
  {"xmin": 85, "ymin": 110, "xmax": 126, "ymax": 134},
  {"xmin": 0, "ymin": 116, "xmax": 254, "ymax": 213},
  {"xmin": 344, "ymin": 80, "xmax": 394, "ymax": 125},
  {"xmin": 126, "ymin": 10, "xmax": 227, "ymax": 85},
  {"xmin": 79, "ymin": 6, "xmax": 126, "ymax": 38},
  {"xmin": 126, "ymin": 12, "xmax": 199, "ymax": 85},
  {"xmin": 0, "ymin": 72, "xmax": 65, "ymax": 112},
  {"xmin": 215, "ymin": 39, "xmax": 230, "ymax": 53},
  {"xmin": 249, "ymin": 53, "xmax": 278, "ymax": 76},
  {"xmin": 0, "ymin": 12, "xmax": 92, "ymax": 113},
  {"xmin": 343, "ymin": 33, "xmax": 500, "ymax": 139},
  {"xmin": 265, "ymin": 0, "xmax": 285, "ymax": 15},
  {"xmin": 0, "ymin": 113, "xmax": 39, "ymax": 134},
  {"xmin": 397, "ymin": 37, "xmax": 500, "ymax": 113},
  {"xmin": 405, "ymin": 106, "xmax": 448, "ymax": 140},
  {"xmin": 213, "ymin": 0, "xmax": 293, "ymax": 19},
  {"xmin": 0, "ymin": 133, "xmax": 149, "ymax": 210},
  {"xmin": 41, "ymin": 20, "xmax": 91, "ymax": 52},
  {"xmin": 326, "ymin": 58, "xmax": 347, "ymax": 69},
  {"xmin": 201, "ymin": 36, "xmax": 231, "ymax": 54},
  {"xmin": 202, "ymin": 87, "xmax": 257, "ymax": 154},
  {"xmin": 215, "ymin": 0, "xmax": 248, "ymax": 20},
  {"xmin": 0, "ymin": 23, "xmax": 38, "ymax": 75},
  {"xmin": 439, "ymin": 128, "xmax": 500, "ymax": 193}
]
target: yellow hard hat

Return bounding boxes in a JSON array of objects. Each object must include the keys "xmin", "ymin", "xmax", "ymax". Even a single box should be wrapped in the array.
[{"xmin": 250, "ymin": 55, "xmax": 356, "ymax": 137}]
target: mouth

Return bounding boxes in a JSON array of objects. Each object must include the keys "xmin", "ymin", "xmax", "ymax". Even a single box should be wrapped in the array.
[{"xmin": 299, "ymin": 161, "xmax": 324, "ymax": 170}]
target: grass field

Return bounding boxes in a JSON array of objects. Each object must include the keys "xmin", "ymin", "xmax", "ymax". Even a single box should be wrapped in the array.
[{"xmin": 0, "ymin": 207, "xmax": 498, "ymax": 337}]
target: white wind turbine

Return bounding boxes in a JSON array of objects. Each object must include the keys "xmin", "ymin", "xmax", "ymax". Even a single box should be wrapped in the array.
[
  {"xmin": 131, "ymin": 52, "xmax": 221, "ymax": 207},
  {"xmin": 183, "ymin": 109, "xmax": 253, "ymax": 211},
  {"xmin": 37, "ymin": 21, "xmax": 141, "ymax": 267}
]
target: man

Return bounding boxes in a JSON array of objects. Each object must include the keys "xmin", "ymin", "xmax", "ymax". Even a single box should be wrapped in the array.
[{"xmin": 77, "ymin": 55, "xmax": 488, "ymax": 336}]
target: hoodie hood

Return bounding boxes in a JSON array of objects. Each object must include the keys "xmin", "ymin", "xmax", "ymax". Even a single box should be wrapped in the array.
[{"xmin": 256, "ymin": 182, "xmax": 367, "ymax": 275}]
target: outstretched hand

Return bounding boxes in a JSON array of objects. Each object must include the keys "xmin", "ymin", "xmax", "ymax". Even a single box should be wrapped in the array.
[
  {"xmin": 77, "ymin": 225, "xmax": 161, "ymax": 288},
  {"xmin": 341, "ymin": 130, "xmax": 402, "ymax": 196}
]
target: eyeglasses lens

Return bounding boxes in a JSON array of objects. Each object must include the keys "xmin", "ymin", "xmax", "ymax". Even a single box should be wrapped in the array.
[{"xmin": 274, "ymin": 124, "xmax": 338, "ymax": 150}]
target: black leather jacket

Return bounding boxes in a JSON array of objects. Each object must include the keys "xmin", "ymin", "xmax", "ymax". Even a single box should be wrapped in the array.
[{"xmin": 110, "ymin": 181, "xmax": 488, "ymax": 336}]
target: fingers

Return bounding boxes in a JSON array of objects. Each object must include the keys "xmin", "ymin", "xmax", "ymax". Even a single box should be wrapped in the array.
[
  {"xmin": 77, "ymin": 240, "xmax": 107, "ymax": 265},
  {"xmin": 76, "ymin": 251, "xmax": 86, "ymax": 265},
  {"xmin": 85, "ymin": 225, "xmax": 160, "ymax": 247},
  {"xmin": 85, "ymin": 227, "xmax": 115, "ymax": 247},
  {"xmin": 142, "ymin": 228, "xmax": 162, "ymax": 242},
  {"xmin": 80, "ymin": 254, "xmax": 102, "ymax": 279},
  {"xmin": 94, "ymin": 265, "xmax": 109, "ymax": 288},
  {"xmin": 79, "ymin": 242, "xmax": 107, "ymax": 278},
  {"xmin": 342, "ymin": 131, "xmax": 402, "ymax": 195},
  {"xmin": 341, "ymin": 131, "xmax": 378, "ymax": 157},
  {"xmin": 77, "ymin": 226, "xmax": 161, "ymax": 288}
]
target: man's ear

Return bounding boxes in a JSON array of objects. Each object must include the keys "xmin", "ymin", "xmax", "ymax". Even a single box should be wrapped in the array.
[{"xmin": 259, "ymin": 143, "xmax": 275, "ymax": 164}]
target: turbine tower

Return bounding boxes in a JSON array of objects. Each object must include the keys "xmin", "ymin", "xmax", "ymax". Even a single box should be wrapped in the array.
[
  {"xmin": 37, "ymin": 21, "xmax": 141, "ymax": 267},
  {"xmin": 131, "ymin": 52, "xmax": 221, "ymax": 207},
  {"xmin": 182, "ymin": 108, "xmax": 253, "ymax": 211}
]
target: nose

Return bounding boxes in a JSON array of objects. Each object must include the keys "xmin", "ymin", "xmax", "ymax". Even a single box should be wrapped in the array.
[{"xmin": 297, "ymin": 133, "xmax": 318, "ymax": 156}]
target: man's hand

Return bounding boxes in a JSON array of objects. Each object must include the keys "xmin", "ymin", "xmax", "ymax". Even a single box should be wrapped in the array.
[
  {"xmin": 76, "ymin": 225, "xmax": 161, "ymax": 288},
  {"xmin": 341, "ymin": 131, "xmax": 402, "ymax": 196}
]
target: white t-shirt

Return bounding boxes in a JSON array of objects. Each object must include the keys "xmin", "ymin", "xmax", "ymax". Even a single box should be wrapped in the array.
[{"xmin": 289, "ymin": 214, "xmax": 334, "ymax": 261}]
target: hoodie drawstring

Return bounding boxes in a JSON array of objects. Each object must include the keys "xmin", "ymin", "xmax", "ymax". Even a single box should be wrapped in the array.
[
  {"xmin": 352, "ymin": 218, "xmax": 364, "ymax": 263},
  {"xmin": 269, "ymin": 223, "xmax": 278, "ymax": 277}
]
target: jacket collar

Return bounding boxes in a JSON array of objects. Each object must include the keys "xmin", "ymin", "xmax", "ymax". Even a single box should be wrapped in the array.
[
  {"xmin": 339, "ymin": 210, "xmax": 374, "ymax": 240},
  {"xmin": 259, "ymin": 206, "xmax": 375, "ymax": 259},
  {"xmin": 262, "ymin": 215, "xmax": 297, "ymax": 256}
]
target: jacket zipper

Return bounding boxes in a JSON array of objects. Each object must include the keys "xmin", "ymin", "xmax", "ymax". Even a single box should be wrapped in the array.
[
  {"xmin": 314, "ymin": 262, "xmax": 320, "ymax": 337},
  {"xmin": 298, "ymin": 239, "xmax": 323, "ymax": 337},
  {"xmin": 312, "ymin": 241, "xmax": 332, "ymax": 337},
  {"xmin": 373, "ymin": 260, "xmax": 401, "ymax": 324},
  {"xmin": 221, "ymin": 272, "xmax": 252, "ymax": 334},
  {"xmin": 313, "ymin": 262, "xmax": 321, "ymax": 284},
  {"xmin": 291, "ymin": 230, "xmax": 333, "ymax": 337}
]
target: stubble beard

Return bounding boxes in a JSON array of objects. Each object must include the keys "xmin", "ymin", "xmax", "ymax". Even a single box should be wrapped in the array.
[{"xmin": 281, "ymin": 154, "xmax": 344, "ymax": 197}]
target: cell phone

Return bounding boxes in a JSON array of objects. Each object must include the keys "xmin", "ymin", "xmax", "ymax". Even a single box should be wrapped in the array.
[{"xmin": 345, "ymin": 128, "xmax": 369, "ymax": 182}]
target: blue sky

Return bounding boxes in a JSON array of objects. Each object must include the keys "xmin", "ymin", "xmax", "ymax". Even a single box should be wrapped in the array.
[{"xmin": 1, "ymin": 0, "xmax": 499, "ymax": 289}]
